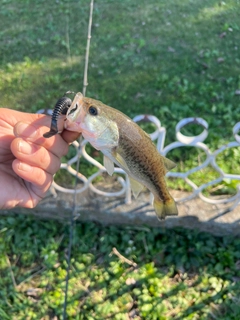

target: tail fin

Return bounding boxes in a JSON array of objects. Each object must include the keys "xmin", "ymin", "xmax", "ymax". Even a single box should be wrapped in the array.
[{"xmin": 153, "ymin": 197, "xmax": 178, "ymax": 220}]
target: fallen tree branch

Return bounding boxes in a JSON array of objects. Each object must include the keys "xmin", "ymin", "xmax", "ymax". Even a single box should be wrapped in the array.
[{"xmin": 111, "ymin": 247, "xmax": 137, "ymax": 267}]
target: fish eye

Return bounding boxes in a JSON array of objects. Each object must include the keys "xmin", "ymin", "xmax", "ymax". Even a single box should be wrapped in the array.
[
  {"xmin": 89, "ymin": 106, "xmax": 98, "ymax": 116},
  {"xmin": 68, "ymin": 103, "xmax": 78, "ymax": 115}
]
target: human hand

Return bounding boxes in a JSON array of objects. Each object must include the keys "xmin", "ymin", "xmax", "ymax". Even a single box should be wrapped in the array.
[{"xmin": 0, "ymin": 108, "xmax": 80, "ymax": 209}]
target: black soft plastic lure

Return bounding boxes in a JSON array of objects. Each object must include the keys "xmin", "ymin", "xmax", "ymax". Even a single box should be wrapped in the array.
[{"xmin": 43, "ymin": 92, "xmax": 74, "ymax": 138}]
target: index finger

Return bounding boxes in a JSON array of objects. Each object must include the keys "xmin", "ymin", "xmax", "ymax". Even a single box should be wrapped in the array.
[
  {"xmin": 14, "ymin": 119, "xmax": 69, "ymax": 158},
  {"xmin": 34, "ymin": 114, "xmax": 81, "ymax": 143}
]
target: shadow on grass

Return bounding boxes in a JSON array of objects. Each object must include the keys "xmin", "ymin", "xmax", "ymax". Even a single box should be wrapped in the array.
[{"xmin": 1, "ymin": 213, "xmax": 240, "ymax": 319}]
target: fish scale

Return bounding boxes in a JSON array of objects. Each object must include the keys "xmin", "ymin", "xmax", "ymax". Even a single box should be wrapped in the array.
[{"xmin": 117, "ymin": 130, "xmax": 168, "ymax": 197}]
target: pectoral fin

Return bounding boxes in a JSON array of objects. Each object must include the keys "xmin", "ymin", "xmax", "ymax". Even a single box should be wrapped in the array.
[
  {"xmin": 162, "ymin": 156, "xmax": 176, "ymax": 171},
  {"xmin": 129, "ymin": 177, "xmax": 144, "ymax": 198},
  {"xmin": 103, "ymin": 155, "xmax": 115, "ymax": 176}
]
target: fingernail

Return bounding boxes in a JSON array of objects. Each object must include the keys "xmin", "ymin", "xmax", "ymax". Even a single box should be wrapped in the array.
[
  {"xmin": 15, "ymin": 122, "xmax": 37, "ymax": 138},
  {"xmin": 18, "ymin": 140, "xmax": 35, "ymax": 154},
  {"xmin": 18, "ymin": 162, "xmax": 32, "ymax": 172}
]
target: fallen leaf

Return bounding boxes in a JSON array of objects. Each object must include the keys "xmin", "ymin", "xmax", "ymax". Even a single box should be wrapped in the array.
[
  {"xmin": 168, "ymin": 46, "xmax": 175, "ymax": 52},
  {"xmin": 235, "ymin": 260, "xmax": 240, "ymax": 268},
  {"xmin": 217, "ymin": 57, "xmax": 225, "ymax": 63},
  {"xmin": 126, "ymin": 278, "xmax": 136, "ymax": 285},
  {"xmin": 219, "ymin": 32, "xmax": 226, "ymax": 38}
]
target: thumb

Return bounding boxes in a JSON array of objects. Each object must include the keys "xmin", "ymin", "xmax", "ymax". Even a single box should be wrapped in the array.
[{"xmin": 61, "ymin": 129, "xmax": 81, "ymax": 144}]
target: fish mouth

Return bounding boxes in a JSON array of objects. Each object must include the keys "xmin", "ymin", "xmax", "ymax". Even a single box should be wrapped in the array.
[{"xmin": 64, "ymin": 92, "xmax": 85, "ymax": 131}]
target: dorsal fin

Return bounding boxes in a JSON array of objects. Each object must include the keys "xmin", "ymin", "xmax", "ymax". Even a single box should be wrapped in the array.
[{"xmin": 162, "ymin": 156, "xmax": 176, "ymax": 171}]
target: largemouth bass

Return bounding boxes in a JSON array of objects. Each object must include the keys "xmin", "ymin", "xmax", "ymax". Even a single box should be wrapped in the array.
[{"xmin": 62, "ymin": 92, "xmax": 178, "ymax": 220}]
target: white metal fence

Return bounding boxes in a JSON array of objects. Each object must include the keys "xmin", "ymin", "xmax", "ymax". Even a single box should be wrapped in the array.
[{"xmin": 40, "ymin": 113, "xmax": 240, "ymax": 214}]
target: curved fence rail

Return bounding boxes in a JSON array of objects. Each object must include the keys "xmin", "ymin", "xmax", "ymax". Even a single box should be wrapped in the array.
[{"xmin": 38, "ymin": 111, "xmax": 240, "ymax": 214}]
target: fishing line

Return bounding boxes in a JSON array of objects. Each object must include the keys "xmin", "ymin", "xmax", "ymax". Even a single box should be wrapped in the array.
[{"xmin": 62, "ymin": 0, "xmax": 94, "ymax": 319}]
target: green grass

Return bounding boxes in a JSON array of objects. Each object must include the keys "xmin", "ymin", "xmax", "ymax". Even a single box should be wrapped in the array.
[
  {"xmin": 0, "ymin": 0, "xmax": 240, "ymax": 135},
  {"xmin": 1, "ymin": 0, "xmax": 240, "ymax": 193},
  {"xmin": 1, "ymin": 214, "xmax": 240, "ymax": 319}
]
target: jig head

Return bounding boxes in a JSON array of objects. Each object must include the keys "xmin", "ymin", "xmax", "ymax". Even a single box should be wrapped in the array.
[{"xmin": 43, "ymin": 92, "xmax": 74, "ymax": 138}]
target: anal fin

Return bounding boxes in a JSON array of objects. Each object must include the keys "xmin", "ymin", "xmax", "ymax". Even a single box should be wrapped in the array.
[{"xmin": 129, "ymin": 177, "xmax": 144, "ymax": 198}]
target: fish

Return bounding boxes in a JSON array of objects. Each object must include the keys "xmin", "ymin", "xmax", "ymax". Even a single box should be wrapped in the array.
[{"xmin": 64, "ymin": 92, "xmax": 178, "ymax": 220}]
